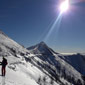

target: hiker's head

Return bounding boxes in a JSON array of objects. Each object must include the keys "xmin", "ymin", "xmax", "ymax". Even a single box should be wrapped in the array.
[{"xmin": 3, "ymin": 57, "xmax": 5, "ymax": 60}]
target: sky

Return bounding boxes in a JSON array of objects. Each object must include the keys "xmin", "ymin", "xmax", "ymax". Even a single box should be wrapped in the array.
[{"xmin": 0, "ymin": 0, "xmax": 85, "ymax": 53}]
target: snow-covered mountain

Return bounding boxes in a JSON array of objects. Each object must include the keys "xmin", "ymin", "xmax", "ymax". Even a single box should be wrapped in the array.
[
  {"xmin": 0, "ymin": 30, "xmax": 30, "ymax": 57},
  {"xmin": 27, "ymin": 41, "xmax": 58, "ymax": 55},
  {"xmin": 0, "ymin": 30, "xmax": 61, "ymax": 85},
  {"xmin": 59, "ymin": 53, "xmax": 85, "ymax": 75},
  {"xmin": 0, "ymin": 30, "xmax": 85, "ymax": 85},
  {"xmin": 27, "ymin": 42, "xmax": 85, "ymax": 85}
]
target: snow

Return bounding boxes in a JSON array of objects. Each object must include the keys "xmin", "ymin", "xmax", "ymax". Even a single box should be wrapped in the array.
[
  {"xmin": 0, "ymin": 59, "xmax": 59, "ymax": 85},
  {"xmin": 0, "ymin": 31, "xmax": 29, "ymax": 57},
  {"xmin": 0, "ymin": 30, "xmax": 84, "ymax": 85},
  {"xmin": 27, "ymin": 42, "xmax": 84, "ymax": 84},
  {"xmin": 0, "ymin": 66, "xmax": 38, "ymax": 85},
  {"xmin": 60, "ymin": 53, "xmax": 85, "ymax": 75}
]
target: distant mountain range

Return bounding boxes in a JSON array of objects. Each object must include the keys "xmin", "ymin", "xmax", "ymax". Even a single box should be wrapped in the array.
[
  {"xmin": 59, "ymin": 53, "xmax": 85, "ymax": 75},
  {"xmin": 0, "ymin": 30, "xmax": 85, "ymax": 85}
]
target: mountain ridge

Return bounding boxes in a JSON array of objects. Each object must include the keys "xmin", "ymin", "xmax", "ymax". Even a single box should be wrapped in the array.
[
  {"xmin": 27, "ymin": 41, "xmax": 58, "ymax": 55},
  {"xmin": 0, "ymin": 30, "xmax": 85, "ymax": 85},
  {"xmin": 27, "ymin": 41, "xmax": 85, "ymax": 85}
]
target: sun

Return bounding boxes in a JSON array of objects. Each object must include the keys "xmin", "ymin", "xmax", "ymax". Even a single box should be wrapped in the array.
[{"xmin": 60, "ymin": 0, "xmax": 69, "ymax": 13}]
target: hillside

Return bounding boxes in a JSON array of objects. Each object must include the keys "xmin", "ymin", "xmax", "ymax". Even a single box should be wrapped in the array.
[{"xmin": 0, "ymin": 30, "xmax": 84, "ymax": 85}]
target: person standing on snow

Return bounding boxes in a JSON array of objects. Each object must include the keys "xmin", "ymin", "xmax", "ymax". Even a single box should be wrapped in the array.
[{"xmin": 0, "ymin": 57, "xmax": 8, "ymax": 76}]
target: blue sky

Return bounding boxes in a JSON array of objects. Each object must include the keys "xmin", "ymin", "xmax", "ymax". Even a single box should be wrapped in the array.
[{"xmin": 0, "ymin": 0, "xmax": 85, "ymax": 53}]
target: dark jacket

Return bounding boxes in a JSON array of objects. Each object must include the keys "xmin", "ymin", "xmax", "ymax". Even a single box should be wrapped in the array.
[{"xmin": 0, "ymin": 58, "xmax": 8, "ymax": 67}]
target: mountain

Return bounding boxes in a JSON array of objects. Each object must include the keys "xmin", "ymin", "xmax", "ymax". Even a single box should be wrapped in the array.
[
  {"xmin": 59, "ymin": 53, "xmax": 85, "ymax": 75},
  {"xmin": 27, "ymin": 42, "xmax": 85, "ymax": 85},
  {"xmin": 27, "ymin": 41, "xmax": 58, "ymax": 55},
  {"xmin": 0, "ymin": 30, "xmax": 45, "ymax": 85},
  {"xmin": 0, "ymin": 30, "xmax": 60, "ymax": 85},
  {"xmin": 0, "ymin": 30, "xmax": 29, "ymax": 58},
  {"xmin": 0, "ymin": 30, "xmax": 85, "ymax": 85}
]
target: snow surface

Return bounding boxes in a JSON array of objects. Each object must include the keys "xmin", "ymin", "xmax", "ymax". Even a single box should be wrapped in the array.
[
  {"xmin": 60, "ymin": 53, "xmax": 85, "ymax": 75},
  {"xmin": 0, "ymin": 57, "xmax": 59, "ymax": 85},
  {"xmin": 27, "ymin": 42, "xmax": 84, "ymax": 85},
  {"xmin": 0, "ymin": 30, "xmax": 84, "ymax": 85},
  {"xmin": 0, "ymin": 66, "xmax": 38, "ymax": 85}
]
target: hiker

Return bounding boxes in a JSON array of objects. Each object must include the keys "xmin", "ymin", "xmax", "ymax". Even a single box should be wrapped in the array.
[{"xmin": 0, "ymin": 57, "xmax": 8, "ymax": 76}]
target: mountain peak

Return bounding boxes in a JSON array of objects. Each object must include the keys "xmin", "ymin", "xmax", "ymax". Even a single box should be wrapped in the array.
[
  {"xmin": 39, "ymin": 41, "xmax": 46, "ymax": 45},
  {"xmin": 38, "ymin": 41, "xmax": 48, "ymax": 48},
  {"xmin": 27, "ymin": 41, "xmax": 57, "ymax": 55}
]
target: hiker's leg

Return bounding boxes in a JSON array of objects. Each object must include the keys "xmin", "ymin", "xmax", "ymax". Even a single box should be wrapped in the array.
[
  {"xmin": 4, "ymin": 67, "xmax": 6, "ymax": 76},
  {"xmin": 2, "ymin": 67, "xmax": 3, "ymax": 76}
]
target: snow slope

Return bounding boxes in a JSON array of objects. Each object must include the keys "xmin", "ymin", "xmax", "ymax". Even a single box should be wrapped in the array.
[
  {"xmin": 0, "ymin": 30, "xmax": 29, "ymax": 57},
  {"xmin": 0, "ymin": 30, "xmax": 85, "ymax": 85},
  {"xmin": 0, "ymin": 65, "xmax": 38, "ymax": 85},
  {"xmin": 0, "ymin": 30, "xmax": 59, "ymax": 85},
  {"xmin": 0, "ymin": 56, "xmax": 59, "ymax": 85},
  {"xmin": 27, "ymin": 42, "xmax": 85, "ymax": 85},
  {"xmin": 59, "ymin": 53, "xmax": 85, "ymax": 75}
]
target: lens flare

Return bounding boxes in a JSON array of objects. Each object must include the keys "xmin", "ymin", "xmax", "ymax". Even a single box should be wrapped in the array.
[{"xmin": 60, "ymin": 0, "xmax": 69, "ymax": 13}]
